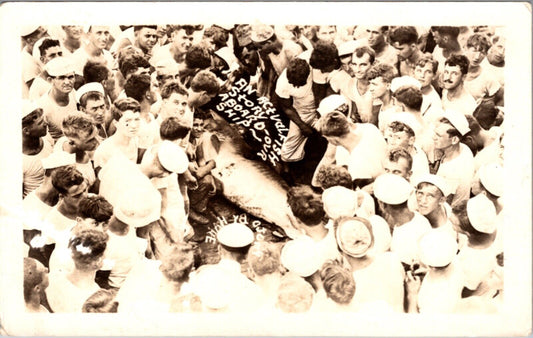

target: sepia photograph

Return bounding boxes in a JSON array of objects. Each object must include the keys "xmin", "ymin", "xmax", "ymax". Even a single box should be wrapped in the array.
[{"xmin": 0, "ymin": 2, "xmax": 531, "ymax": 336}]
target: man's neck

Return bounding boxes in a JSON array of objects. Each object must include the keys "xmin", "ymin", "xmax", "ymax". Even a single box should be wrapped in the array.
[
  {"xmin": 443, "ymin": 41, "xmax": 461, "ymax": 57},
  {"xmin": 25, "ymin": 295, "xmax": 43, "ymax": 313},
  {"xmin": 372, "ymin": 40, "xmax": 387, "ymax": 55},
  {"xmin": 421, "ymin": 85, "xmax": 433, "ymax": 95},
  {"xmin": 441, "ymin": 143, "xmax": 461, "ymax": 162},
  {"xmin": 64, "ymin": 37, "xmax": 81, "ymax": 52},
  {"xmin": 85, "ymin": 42, "xmax": 103, "ymax": 58},
  {"xmin": 388, "ymin": 208, "xmax": 415, "ymax": 228},
  {"xmin": 68, "ymin": 268, "xmax": 97, "ymax": 289},
  {"xmin": 356, "ymin": 78, "xmax": 369, "ymax": 94},
  {"xmin": 35, "ymin": 179, "xmax": 59, "ymax": 206},
  {"xmin": 425, "ymin": 205, "xmax": 447, "ymax": 229},
  {"xmin": 112, "ymin": 130, "xmax": 133, "ymax": 146},
  {"xmin": 379, "ymin": 91, "xmax": 392, "ymax": 108},
  {"xmin": 170, "ymin": 45, "xmax": 186, "ymax": 64},
  {"xmin": 446, "ymin": 82, "xmax": 466, "ymax": 100},
  {"xmin": 22, "ymin": 136, "xmax": 43, "ymax": 155},
  {"xmin": 340, "ymin": 126, "xmax": 362, "ymax": 153},
  {"xmin": 406, "ymin": 48, "xmax": 422, "ymax": 65},
  {"xmin": 50, "ymin": 87, "xmax": 70, "ymax": 105},
  {"xmin": 301, "ymin": 222, "xmax": 329, "ymax": 241},
  {"xmin": 57, "ymin": 201, "xmax": 78, "ymax": 220},
  {"xmin": 62, "ymin": 142, "xmax": 86, "ymax": 163},
  {"xmin": 140, "ymin": 100, "xmax": 152, "ymax": 118},
  {"xmin": 346, "ymin": 253, "xmax": 374, "ymax": 271}
]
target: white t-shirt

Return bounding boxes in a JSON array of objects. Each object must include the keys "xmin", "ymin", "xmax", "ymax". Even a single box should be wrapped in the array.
[
  {"xmin": 464, "ymin": 68, "xmax": 501, "ymax": 103},
  {"xmin": 22, "ymin": 190, "xmax": 54, "ymax": 230},
  {"xmin": 330, "ymin": 72, "xmax": 374, "ymax": 123},
  {"xmin": 46, "ymin": 271, "xmax": 100, "ymax": 313},
  {"xmin": 457, "ymin": 242, "xmax": 498, "ymax": 291},
  {"xmin": 23, "ymin": 139, "xmax": 53, "ymax": 198},
  {"xmin": 390, "ymin": 212, "xmax": 432, "ymax": 265},
  {"xmin": 441, "ymin": 89, "xmax": 477, "ymax": 116},
  {"xmin": 29, "ymin": 76, "xmax": 52, "ymax": 100},
  {"xmin": 105, "ymin": 231, "xmax": 146, "ymax": 288},
  {"xmin": 417, "ymin": 260, "xmax": 464, "ymax": 313},
  {"xmin": 93, "ymin": 135, "xmax": 139, "ymax": 169},
  {"xmin": 42, "ymin": 206, "xmax": 77, "ymax": 245},
  {"xmin": 436, "ymin": 143, "xmax": 475, "ymax": 207},
  {"xmin": 335, "ymin": 124, "xmax": 387, "ymax": 180},
  {"xmin": 421, "ymin": 86, "xmax": 443, "ymax": 124},
  {"xmin": 38, "ymin": 90, "xmax": 78, "ymax": 141}
]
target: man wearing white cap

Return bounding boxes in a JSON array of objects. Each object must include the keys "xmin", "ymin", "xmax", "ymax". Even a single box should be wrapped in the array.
[
  {"xmin": 36, "ymin": 56, "xmax": 78, "ymax": 141},
  {"xmin": 441, "ymin": 55, "xmax": 477, "ymax": 116},
  {"xmin": 312, "ymin": 110, "xmax": 387, "ymax": 189},
  {"xmin": 275, "ymin": 58, "xmax": 318, "ymax": 163},
  {"xmin": 451, "ymin": 195, "xmax": 499, "ymax": 296},
  {"xmin": 29, "ymin": 38, "xmax": 64, "ymax": 100},
  {"xmin": 21, "ymin": 26, "xmax": 48, "ymax": 98},
  {"xmin": 335, "ymin": 217, "xmax": 405, "ymax": 312},
  {"xmin": 71, "ymin": 26, "xmax": 114, "ymax": 75},
  {"xmin": 405, "ymin": 231, "xmax": 463, "ymax": 313},
  {"xmin": 76, "ymin": 82, "xmax": 110, "ymax": 139},
  {"xmin": 189, "ymin": 222, "xmax": 263, "ymax": 312},
  {"xmin": 22, "ymin": 101, "xmax": 53, "ymax": 198},
  {"xmin": 430, "ymin": 110, "xmax": 475, "ymax": 207},
  {"xmin": 374, "ymin": 173, "xmax": 431, "ymax": 268},
  {"xmin": 414, "ymin": 174, "xmax": 457, "ymax": 239}
]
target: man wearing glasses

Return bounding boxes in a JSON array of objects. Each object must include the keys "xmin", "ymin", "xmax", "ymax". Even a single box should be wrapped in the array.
[{"xmin": 36, "ymin": 56, "xmax": 77, "ymax": 142}]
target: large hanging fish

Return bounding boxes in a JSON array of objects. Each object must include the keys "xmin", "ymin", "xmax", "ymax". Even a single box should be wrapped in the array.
[{"xmin": 201, "ymin": 114, "xmax": 302, "ymax": 239}]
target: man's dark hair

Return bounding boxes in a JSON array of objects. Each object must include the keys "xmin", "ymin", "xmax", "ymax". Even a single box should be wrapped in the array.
[
  {"xmin": 393, "ymin": 86, "xmax": 423, "ymax": 111},
  {"xmin": 38, "ymin": 38, "xmax": 60, "ymax": 56},
  {"xmin": 318, "ymin": 111, "xmax": 350, "ymax": 137},
  {"xmin": 432, "ymin": 26, "xmax": 460, "ymax": 39},
  {"xmin": 286, "ymin": 58, "xmax": 310, "ymax": 88},
  {"xmin": 387, "ymin": 147, "xmax": 413, "ymax": 171},
  {"xmin": 309, "ymin": 40, "xmax": 340, "ymax": 71},
  {"xmin": 287, "ymin": 185, "xmax": 325, "ymax": 226},
  {"xmin": 466, "ymin": 33, "xmax": 491, "ymax": 53},
  {"xmin": 51, "ymin": 165, "xmax": 85, "ymax": 195},
  {"xmin": 366, "ymin": 62, "xmax": 397, "ymax": 83},
  {"xmin": 353, "ymin": 46, "xmax": 376, "ymax": 65},
  {"xmin": 415, "ymin": 53, "xmax": 439, "ymax": 74},
  {"xmin": 445, "ymin": 54, "xmax": 469, "ymax": 76},
  {"xmin": 389, "ymin": 26, "xmax": 418, "ymax": 45},
  {"xmin": 111, "ymin": 97, "xmax": 141, "ymax": 121},
  {"xmin": 439, "ymin": 117, "xmax": 463, "ymax": 139},
  {"xmin": 388, "ymin": 121, "xmax": 415, "ymax": 138},
  {"xmin": 134, "ymin": 25, "xmax": 157, "ymax": 32},
  {"xmin": 462, "ymin": 115, "xmax": 482, "ymax": 155},
  {"xmin": 24, "ymin": 257, "xmax": 44, "ymax": 303},
  {"xmin": 160, "ymin": 116, "xmax": 191, "ymax": 141},
  {"xmin": 167, "ymin": 25, "xmax": 200, "ymax": 37},
  {"xmin": 190, "ymin": 70, "xmax": 220, "ymax": 96},
  {"xmin": 185, "ymin": 44, "xmax": 212, "ymax": 70},
  {"xmin": 83, "ymin": 61, "xmax": 109, "ymax": 83},
  {"xmin": 473, "ymin": 101, "xmax": 500, "ymax": 130},
  {"xmin": 79, "ymin": 91, "xmax": 105, "ymax": 109},
  {"xmin": 315, "ymin": 164, "xmax": 353, "ymax": 190},
  {"xmin": 124, "ymin": 73, "xmax": 152, "ymax": 103},
  {"xmin": 204, "ymin": 25, "xmax": 229, "ymax": 49},
  {"xmin": 118, "ymin": 54, "xmax": 151, "ymax": 78},
  {"xmin": 160, "ymin": 80, "xmax": 189, "ymax": 100},
  {"xmin": 78, "ymin": 195, "xmax": 113, "ymax": 223},
  {"xmin": 22, "ymin": 108, "xmax": 43, "ymax": 129}
]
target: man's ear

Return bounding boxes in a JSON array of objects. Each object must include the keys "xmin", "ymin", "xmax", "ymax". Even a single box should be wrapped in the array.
[
  {"xmin": 451, "ymin": 135, "xmax": 461, "ymax": 145},
  {"xmin": 22, "ymin": 126, "xmax": 30, "ymax": 136},
  {"xmin": 408, "ymin": 135, "xmax": 415, "ymax": 147},
  {"xmin": 40, "ymin": 55, "xmax": 46, "ymax": 64}
]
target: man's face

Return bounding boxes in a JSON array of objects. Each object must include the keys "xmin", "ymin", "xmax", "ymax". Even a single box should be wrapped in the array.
[
  {"xmin": 488, "ymin": 38, "xmax": 505, "ymax": 64},
  {"xmin": 62, "ymin": 25, "xmax": 83, "ymax": 40},
  {"xmin": 386, "ymin": 128, "xmax": 413, "ymax": 149},
  {"xmin": 350, "ymin": 53, "xmax": 372, "ymax": 80},
  {"xmin": 324, "ymin": 135, "xmax": 342, "ymax": 147},
  {"xmin": 157, "ymin": 67, "xmax": 180, "ymax": 87},
  {"xmin": 117, "ymin": 110, "xmax": 141, "ymax": 138},
  {"xmin": 163, "ymin": 92, "xmax": 189, "ymax": 117},
  {"xmin": 465, "ymin": 46, "xmax": 486, "ymax": 68},
  {"xmin": 414, "ymin": 63, "xmax": 435, "ymax": 88},
  {"xmin": 191, "ymin": 118, "xmax": 204, "ymax": 139},
  {"xmin": 416, "ymin": 183, "xmax": 444, "ymax": 216},
  {"xmin": 384, "ymin": 157, "xmax": 411, "ymax": 180},
  {"xmin": 442, "ymin": 64, "xmax": 464, "ymax": 90},
  {"xmin": 50, "ymin": 72, "xmax": 75, "ymax": 94},
  {"xmin": 68, "ymin": 126, "xmax": 100, "ymax": 152},
  {"xmin": 369, "ymin": 76, "xmax": 389, "ymax": 99},
  {"xmin": 433, "ymin": 122, "xmax": 454, "ymax": 150},
  {"xmin": 136, "ymin": 27, "xmax": 158, "ymax": 53},
  {"xmin": 77, "ymin": 217, "xmax": 107, "ymax": 232},
  {"xmin": 41, "ymin": 46, "xmax": 63, "ymax": 64},
  {"xmin": 392, "ymin": 42, "xmax": 414, "ymax": 61},
  {"xmin": 366, "ymin": 26, "xmax": 385, "ymax": 48},
  {"xmin": 88, "ymin": 26, "xmax": 110, "ymax": 50},
  {"xmin": 24, "ymin": 109, "xmax": 48, "ymax": 138},
  {"xmin": 432, "ymin": 30, "xmax": 443, "ymax": 47},
  {"xmin": 188, "ymin": 90, "xmax": 215, "ymax": 109},
  {"xmin": 83, "ymin": 98, "xmax": 106, "ymax": 125},
  {"xmin": 316, "ymin": 26, "xmax": 336, "ymax": 43},
  {"xmin": 171, "ymin": 29, "xmax": 194, "ymax": 55},
  {"xmin": 62, "ymin": 181, "xmax": 88, "ymax": 210}
]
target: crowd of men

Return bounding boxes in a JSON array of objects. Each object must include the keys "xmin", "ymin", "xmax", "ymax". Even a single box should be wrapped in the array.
[{"xmin": 21, "ymin": 23, "xmax": 505, "ymax": 314}]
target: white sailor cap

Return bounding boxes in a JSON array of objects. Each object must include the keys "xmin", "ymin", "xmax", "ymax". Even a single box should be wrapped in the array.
[
  {"xmin": 157, "ymin": 141, "xmax": 189, "ymax": 174},
  {"xmin": 478, "ymin": 163, "xmax": 504, "ymax": 197},
  {"xmin": 415, "ymin": 173, "xmax": 452, "ymax": 197},
  {"xmin": 21, "ymin": 25, "xmax": 44, "ymax": 37},
  {"xmin": 114, "ymin": 185, "xmax": 162, "ymax": 228},
  {"xmin": 467, "ymin": 194, "xmax": 497, "ymax": 234},
  {"xmin": 373, "ymin": 173, "xmax": 413, "ymax": 205},
  {"xmin": 418, "ymin": 231, "xmax": 458, "ymax": 267},
  {"xmin": 214, "ymin": 46, "xmax": 238, "ymax": 69},
  {"xmin": 22, "ymin": 100, "xmax": 41, "ymax": 119},
  {"xmin": 217, "ymin": 222, "xmax": 255, "ymax": 248},
  {"xmin": 317, "ymin": 94, "xmax": 349, "ymax": 116},
  {"xmin": 338, "ymin": 40, "xmax": 360, "ymax": 57},
  {"xmin": 251, "ymin": 24, "xmax": 275, "ymax": 43},
  {"xmin": 281, "ymin": 237, "xmax": 321, "ymax": 277},
  {"xmin": 155, "ymin": 58, "xmax": 180, "ymax": 73},
  {"xmin": 75, "ymin": 82, "xmax": 105, "ymax": 104},
  {"xmin": 336, "ymin": 216, "xmax": 374, "ymax": 258},
  {"xmin": 44, "ymin": 56, "xmax": 75, "ymax": 77},
  {"xmin": 322, "ymin": 186, "xmax": 358, "ymax": 220},
  {"xmin": 388, "ymin": 112, "xmax": 420, "ymax": 136},
  {"xmin": 441, "ymin": 109, "xmax": 470, "ymax": 136},
  {"xmin": 214, "ymin": 23, "xmax": 235, "ymax": 31},
  {"xmin": 390, "ymin": 75, "xmax": 422, "ymax": 93},
  {"xmin": 41, "ymin": 151, "xmax": 76, "ymax": 170}
]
